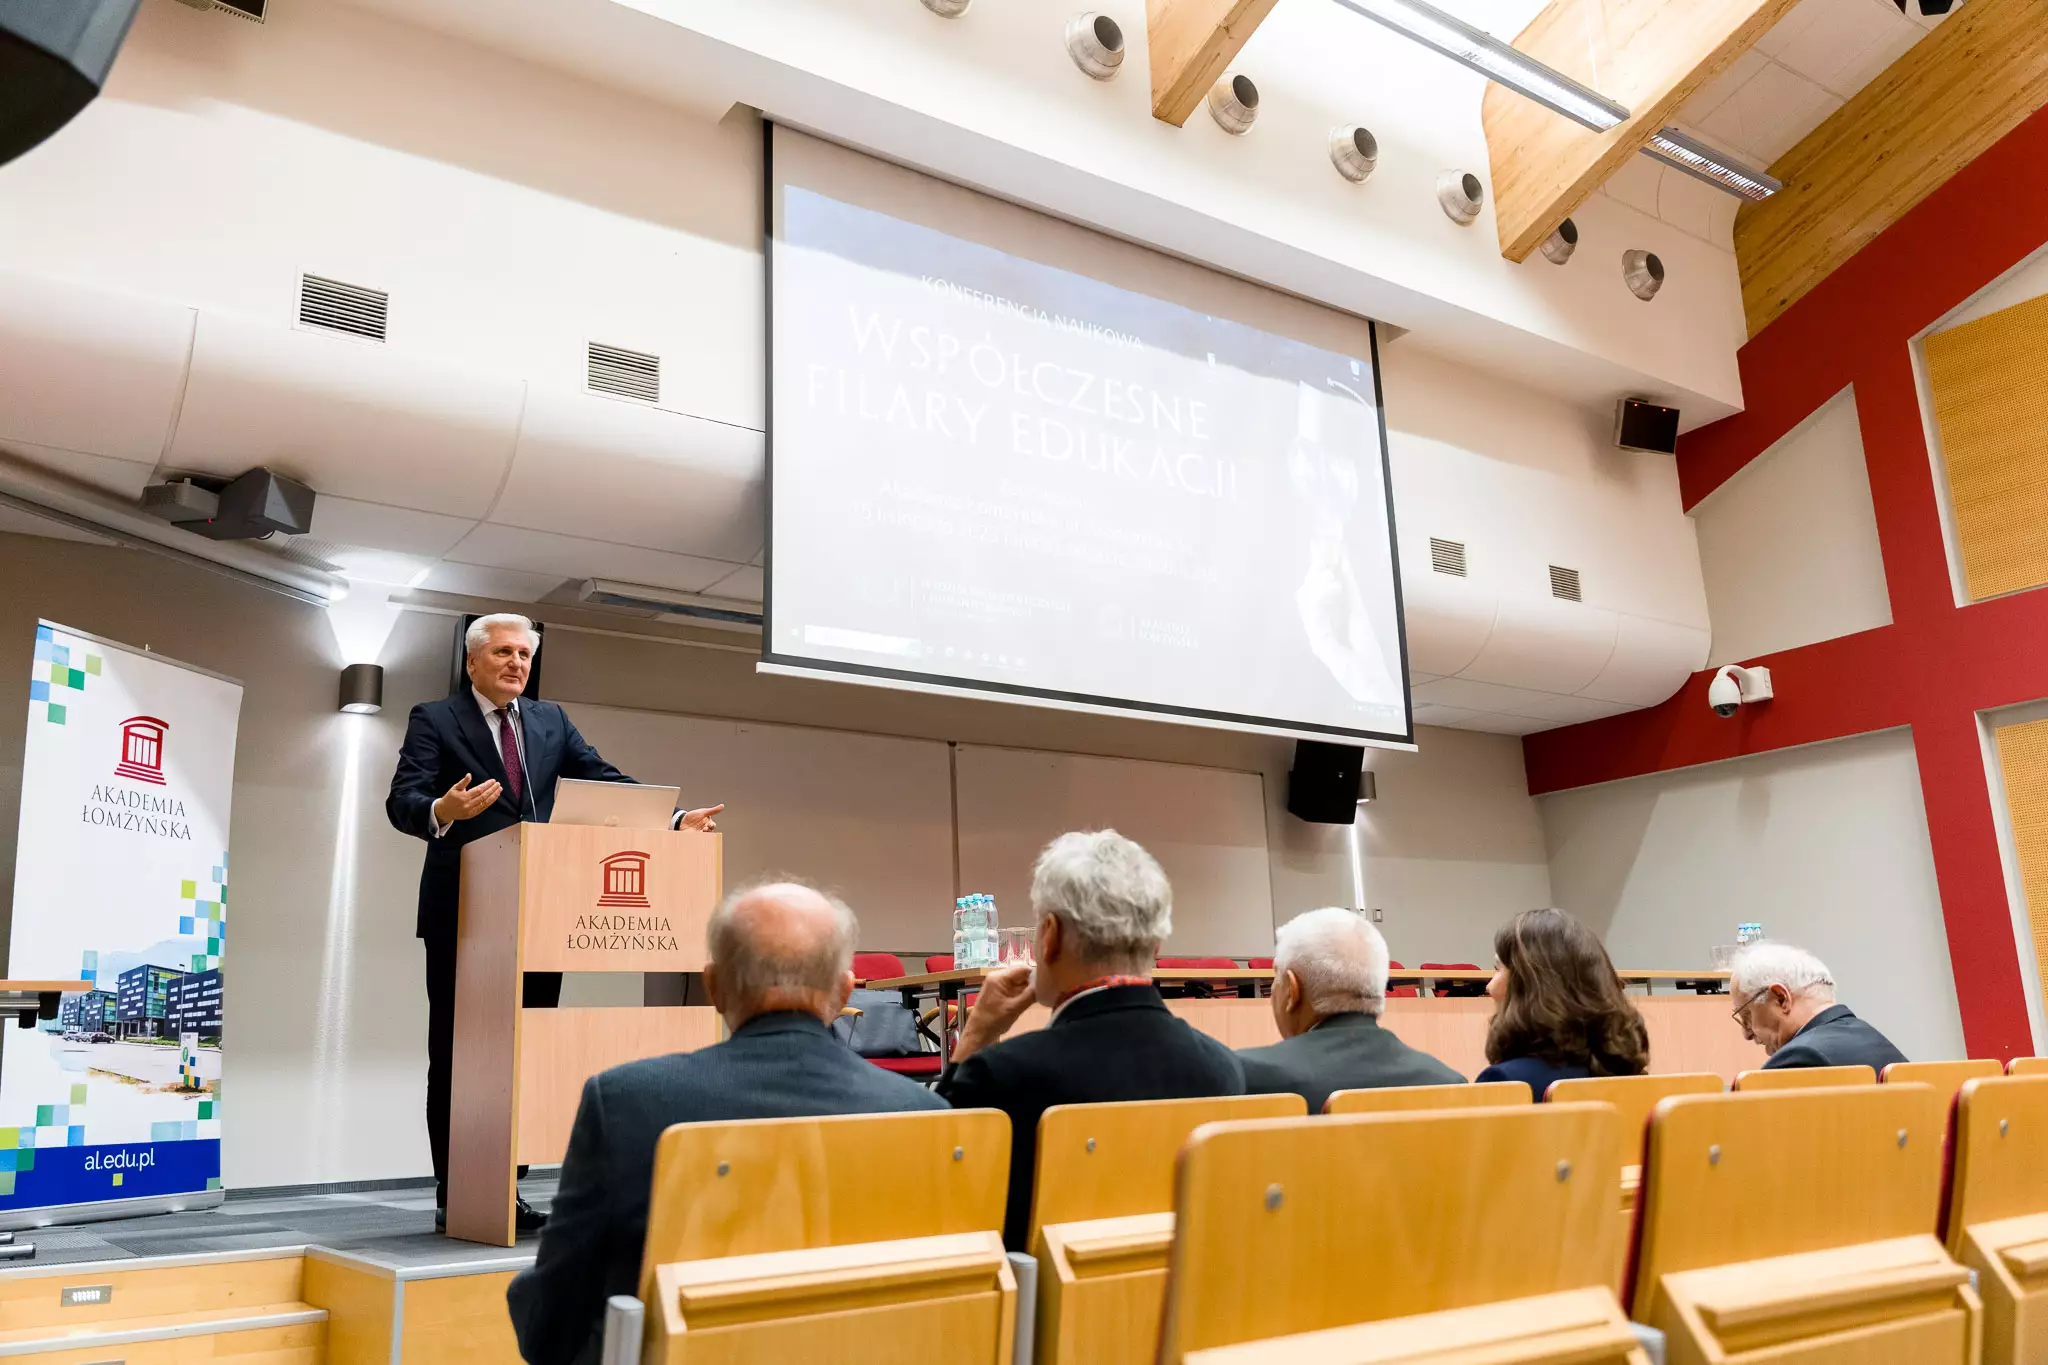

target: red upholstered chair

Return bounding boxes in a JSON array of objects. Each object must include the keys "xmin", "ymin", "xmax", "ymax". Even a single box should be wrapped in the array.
[
  {"xmin": 846, "ymin": 953, "xmax": 941, "ymax": 1081},
  {"xmin": 1157, "ymin": 956, "xmax": 1240, "ymax": 998},
  {"xmin": 923, "ymin": 954, "xmax": 955, "ymax": 973},
  {"xmin": 1386, "ymin": 960, "xmax": 1419, "ymax": 999},
  {"xmin": 852, "ymin": 952, "xmax": 908, "ymax": 983},
  {"xmin": 1248, "ymin": 956, "xmax": 1275, "ymax": 997},
  {"xmin": 1420, "ymin": 961, "xmax": 1487, "ymax": 998}
]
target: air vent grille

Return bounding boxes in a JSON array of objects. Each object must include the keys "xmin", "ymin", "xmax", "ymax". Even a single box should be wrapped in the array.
[
  {"xmin": 1549, "ymin": 565, "xmax": 1583, "ymax": 602},
  {"xmin": 1429, "ymin": 538, "xmax": 1467, "ymax": 577},
  {"xmin": 214, "ymin": 0, "xmax": 266, "ymax": 21},
  {"xmin": 298, "ymin": 275, "xmax": 387, "ymax": 341},
  {"xmin": 588, "ymin": 343, "xmax": 661, "ymax": 402}
]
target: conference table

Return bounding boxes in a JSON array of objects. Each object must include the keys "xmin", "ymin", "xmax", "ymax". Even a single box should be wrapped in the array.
[
  {"xmin": 0, "ymin": 980, "xmax": 92, "ymax": 1030},
  {"xmin": 865, "ymin": 966, "xmax": 1764, "ymax": 1083}
]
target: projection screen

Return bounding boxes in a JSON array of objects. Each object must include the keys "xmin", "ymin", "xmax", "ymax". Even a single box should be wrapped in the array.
[{"xmin": 763, "ymin": 124, "xmax": 1412, "ymax": 746}]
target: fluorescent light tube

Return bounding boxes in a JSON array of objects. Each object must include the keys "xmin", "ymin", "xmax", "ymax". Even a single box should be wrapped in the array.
[
  {"xmin": 1642, "ymin": 127, "xmax": 1781, "ymax": 200},
  {"xmin": 1328, "ymin": 0, "xmax": 1629, "ymax": 132}
]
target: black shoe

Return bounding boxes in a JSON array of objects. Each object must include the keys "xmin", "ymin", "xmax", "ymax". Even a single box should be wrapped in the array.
[
  {"xmin": 515, "ymin": 1196, "xmax": 548, "ymax": 1233},
  {"xmin": 434, "ymin": 1205, "xmax": 447, "ymax": 1231}
]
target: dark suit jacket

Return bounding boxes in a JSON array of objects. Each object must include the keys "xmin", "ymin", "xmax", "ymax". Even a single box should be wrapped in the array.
[
  {"xmin": 1237, "ymin": 1011, "xmax": 1465, "ymax": 1112},
  {"xmin": 936, "ymin": 984, "xmax": 1245, "ymax": 1250},
  {"xmin": 505, "ymin": 1012, "xmax": 948, "ymax": 1365},
  {"xmin": 1475, "ymin": 1054, "xmax": 1598, "ymax": 1096},
  {"xmin": 1761, "ymin": 1003, "xmax": 1908, "ymax": 1071},
  {"xmin": 385, "ymin": 693, "xmax": 635, "ymax": 939}
]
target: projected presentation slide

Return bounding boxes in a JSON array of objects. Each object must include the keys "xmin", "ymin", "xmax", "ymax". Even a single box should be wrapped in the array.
[{"xmin": 766, "ymin": 149, "xmax": 1410, "ymax": 744}]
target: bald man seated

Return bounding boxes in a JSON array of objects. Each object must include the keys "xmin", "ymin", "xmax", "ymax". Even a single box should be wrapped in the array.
[
  {"xmin": 1235, "ymin": 908, "xmax": 1463, "ymax": 1113},
  {"xmin": 506, "ymin": 879, "xmax": 946, "ymax": 1365}
]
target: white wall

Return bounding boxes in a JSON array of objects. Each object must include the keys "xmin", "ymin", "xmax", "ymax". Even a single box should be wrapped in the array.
[
  {"xmin": 1690, "ymin": 386, "xmax": 1892, "ymax": 667},
  {"xmin": 1540, "ymin": 729, "xmax": 1967, "ymax": 1064}
]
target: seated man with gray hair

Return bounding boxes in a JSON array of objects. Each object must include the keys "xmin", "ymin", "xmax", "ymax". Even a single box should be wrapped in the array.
[
  {"xmin": 1729, "ymin": 941, "xmax": 1907, "ymax": 1071},
  {"xmin": 1236, "ymin": 907, "xmax": 1464, "ymax": 1111},
  {"xmin": 938, "ymin": 830, "xmax": 1244, "ymax": 1250},
  {"xmin": 507, "ymin": 879, "xmax": 945, "ymax": 1365}
]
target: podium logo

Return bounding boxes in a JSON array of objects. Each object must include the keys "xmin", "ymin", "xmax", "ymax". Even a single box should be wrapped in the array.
[
  {"xmin": 597, "ymin": 850, "xmax": 652, "ymax": 908},
  {"xmin": 115, "ymin": 716, "xmax": 169, "ymax": 786}
]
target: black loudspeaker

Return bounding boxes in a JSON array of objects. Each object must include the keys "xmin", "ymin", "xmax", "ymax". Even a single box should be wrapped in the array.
[
  {"xmin": 1615, "ymin": 398, "xmax": 1680, "ymax": 455},
  {"xmin": 0, "ymin": 0, "xmax": 140, "ymax": 168},
  {"xmin": 1287, "ymin": 741, "xmax": 1369, "ymax": 824}
]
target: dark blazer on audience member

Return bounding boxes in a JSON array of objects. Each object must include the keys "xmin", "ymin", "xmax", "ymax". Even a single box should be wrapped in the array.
[
  {"xmin": 937, "ymin": 983, "xmax": 1245, "ymax": 1250},
  {"xmin": 1474, "ymin": 1053, "xmax": 1597, "ymax": 1097},
  {"xmin": 1760, "ymin": 1003, "xmax": 1908, "ymax": 1072},
  {"xmin": 506, "ymin": 1012, "xmax": 947, "ymax": 1365},
  {"xmin": 1237, "ymin": 1011, "xmax": 1465, "ymax": 1113}
]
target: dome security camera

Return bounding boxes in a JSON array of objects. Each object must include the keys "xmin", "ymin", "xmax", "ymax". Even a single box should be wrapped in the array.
[
  {"xmin": 1438, "ymin": 171, "xmax": 1484, "ymax": 225},
  {"xmin": 1208, "ymin": 73, "xmax": 1259, "ymax": 134},
  {"xmin": 1709, "ymin": 664, "xmax": 1773, "ymax": 718},
  {"xmin": 1065, "ymin": 13, "xmax": 1124, "ymax": 79},
  {"xmin": 1329, "ymin": 125, "xmax": 1379, "ymax": 183}
]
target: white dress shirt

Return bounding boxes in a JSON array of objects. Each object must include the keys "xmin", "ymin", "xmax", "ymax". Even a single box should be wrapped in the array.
[{"xmin": 431, "ymin": 689, "xmax": 527, "ymax": 837}]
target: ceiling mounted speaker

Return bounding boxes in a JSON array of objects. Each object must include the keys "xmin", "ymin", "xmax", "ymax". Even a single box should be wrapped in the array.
[
  {"xmin": 1540, "ymin": 217, "xmax": 1579, "ymax": 264},
  {"xmin": 1622, "ymin": 248, "xmax": 1665, "ymax": 301},
  {"xmin": 1437, "ymin": 170, "xmax": 1484, "ymax": 225},
  {"xmin": 1065, "ymin": 12, "xmax": 1123, "ymax": 79},
  {"xmin": 1208, "ymin": 72, "xmax": 1258, "ymax": 135},
  {"xmin": 921, "ymin": 0, "xmax": 971, "ymax": 16},
  {"xmin": 0, "ymin": 0, "xmax": 141, "ymax": 168},
  {"xmin": 1329, "ymin": 125, "xmax": 1378, "ymax": 183}
]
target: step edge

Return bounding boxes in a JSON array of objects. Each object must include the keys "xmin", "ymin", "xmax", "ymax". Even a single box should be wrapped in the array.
[{"xmin": 0, "ymin": 1305, "xmax": 326, "ymax": 1355}]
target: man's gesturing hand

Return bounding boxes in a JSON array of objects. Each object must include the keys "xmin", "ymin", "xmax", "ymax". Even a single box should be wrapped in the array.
[
  {"xmin": 678, "ymin": 804, "xmax": 724, "ymax": 833},
  {"xmin": 432, "ymin": 773, "xmax": 501, "ymax": 827}
]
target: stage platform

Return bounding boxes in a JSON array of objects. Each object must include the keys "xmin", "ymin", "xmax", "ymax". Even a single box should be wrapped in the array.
[{"xmin": 0, "ymin": 1176, "xmax": 551, "ymax": 1362}]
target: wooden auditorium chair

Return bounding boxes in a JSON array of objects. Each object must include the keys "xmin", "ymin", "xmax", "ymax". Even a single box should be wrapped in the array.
[
  {"xmin": 1030, "ymin": 1094, "xmax": 1304, "ymax": 1365},
  {"xmin": 1883, "ymin": 1057, "xmax": 2002, "ymax": 1106},
  {"xmin": 1156, "ymin": 1103, "xmax": 1644, "ymax": 1365},
  {"xmin": 1731, "ymin": 1063, "xmax": 1875, "ymax": 1091},
  {"xmin": 2006, "ymin": 1056, "xmax": 2048, "ymax": 1076},
  {"xmin": 1547, "ymin": 1073, "xmax": 1723, "ymax": 1289},
  {"xmin": 633, "ymin": 1109, "xmax": 1016, "ymax": 1364},
  {"xmin": 1324, "ymin": 1080, "xmax": 1531, "ymax": 1114},
  {"xmin": 1943, "ymin": 1074, "xmax": 2048, "ymax": 1364},
  {"xmin": 1630, "ymin": 1084, "xmax": 1978, "ymax": 1365}
]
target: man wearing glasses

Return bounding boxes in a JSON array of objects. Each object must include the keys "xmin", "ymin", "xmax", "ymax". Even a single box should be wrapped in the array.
[{"xmin": 1728, "ymin": 942, "xmax": 1907, "ymax": 1071}]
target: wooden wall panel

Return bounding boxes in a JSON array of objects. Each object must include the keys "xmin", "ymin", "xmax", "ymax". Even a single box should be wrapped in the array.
[
  {"xmin": 1925, "ymin": 290, "xmax": 2048, "ymax": 601},
  {"xmin": 1736, "ymin": 0, "xmax": 2048, "ymax": 336},
  {"xmin": 1993, "ymin": 715, "xmax": 2048, "ymax": 999},
  {"xmin": 400, "ymin": 1272, "xmax": 522, "ymax": 1365}
]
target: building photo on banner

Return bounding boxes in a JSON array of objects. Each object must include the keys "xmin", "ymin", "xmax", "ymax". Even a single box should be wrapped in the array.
[{"xmin": 0, "ymin": 621, "xmax": 242, "ymax": 1224}]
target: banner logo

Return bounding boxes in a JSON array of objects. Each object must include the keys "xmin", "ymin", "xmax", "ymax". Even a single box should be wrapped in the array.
[
  {"xmin": 596, "ymin": 850, "xmax": 652, "ymax": 909},
  {"xmin": 114, "ymin": 716, "xmax": 168, "ymax": 786}
]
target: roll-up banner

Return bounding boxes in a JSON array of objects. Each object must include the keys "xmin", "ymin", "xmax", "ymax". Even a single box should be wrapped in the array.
[{"xmin": 0, "ymin": 621, "xmax": 242, "ymax": 1224}]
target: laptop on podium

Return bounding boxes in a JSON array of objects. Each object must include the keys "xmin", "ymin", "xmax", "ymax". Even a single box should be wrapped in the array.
[{"xmin": 550, "ymin": 778, "xmax": 680, "ymax": 830}]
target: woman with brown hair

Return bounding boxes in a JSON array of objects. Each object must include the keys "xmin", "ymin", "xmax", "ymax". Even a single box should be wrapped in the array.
[{"xmin": 1475, "ymin": 907, "xmax": 1649, "ymax": 1094}]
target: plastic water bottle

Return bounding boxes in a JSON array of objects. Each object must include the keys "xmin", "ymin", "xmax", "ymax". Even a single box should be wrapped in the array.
[
  {"xmin": 952, "ymin": 896, "xmax": 972, "ymax": 968},
  {"xmin": 978, "ymin": 894, "xmax": 1001, "ymax": 968}
]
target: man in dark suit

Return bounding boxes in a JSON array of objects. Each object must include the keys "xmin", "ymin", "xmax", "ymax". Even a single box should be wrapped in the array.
[
  {"xmin": 1731, "ymin": 942, "xmax": 1909, "ymax": 1072},
  {"xmin": 1237, "ymin": 907, "xmax": 1463, "ymax": 1112},
  {"xmin": 937, "ymin": 830, "xmax": 1244, "ymax": 1250},
  {"xmin": 385, "ymin": 613, "xmax": 721, "ymax": 1232},
  {"xmin": 505, "ymin": 878, "xmax": 945, "ymax": 1365}
]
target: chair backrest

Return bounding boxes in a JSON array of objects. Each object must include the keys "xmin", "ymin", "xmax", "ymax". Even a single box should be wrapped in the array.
[
  {"xmin": 1027, "ymin": 1093, "xmax": 1304, "ymax": 1248},
  {"xmin": 2008, "ymin": 1056, "xmax": 2048, "ymax": 1077},
  {"xmin": 1883, "ymin": 1058, "xmax": 2003, "ymax": 1105},
  {"xmin": 638, "ymin": 1109, "xmax": 1009, "ymax": 1291},
  {"xmin": 1943, "ymin": 1075, "xmax": 2048, "ymax": 1256},
  {"xmin": 1386, "ymin": 959, "xmax": 1418, "ymax": 999},
  {"xmin": 1547, "ymin": 1074, "xmax": 1724, "ymax": 1156},
  {"xmin": 1629, "ymin": 1085, "xmax": 1946, "ymax": 1320},
  {"xmin": 1246, "ymin": 956, "xmax": 1274, "ymax": 970},
  {"xmin": 924, "ymin": 953, "xmax": 955, "ymax": 973},
  {"xmin": 1157, "ymin": 1104, "xmax": 1622, "ymax": 1364},
  {"xmin": 1418, "ymin": 961, "xmax": 1480, "ymax": 970},
  {"xmin": 1325, "ymin": 1080, "xmax": 1530, "ymax": 1114},
  {"xmin": 851, "ymin": 951, "xmax": 907, "ymax": 981},
  {"xmin": 1732, "ymin": 1064, "xmax": 1876, "ymax": 1091}
]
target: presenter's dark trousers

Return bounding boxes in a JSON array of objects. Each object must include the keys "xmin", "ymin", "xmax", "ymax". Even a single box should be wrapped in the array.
[{"xmin": 424, "ymin": 930, "xmax": 560, "ymax": 1203}]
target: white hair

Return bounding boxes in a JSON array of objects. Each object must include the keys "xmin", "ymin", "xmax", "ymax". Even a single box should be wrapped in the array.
[
  {"xmin": 706, "ymin": 877, "xmax": 858, "ymax": 1009},
  {"xmin": 465, "ymin": 613, "xmax": 539, "ymax": 657},
  {"xmin": 1031, "ymin": 829, "xmax": 1172, "ymax": 970},
  {"xmin": 1273, "ymin": 906, "xmax": 1389, "ymax": 1018},
  {"xmin": 1730, "ymin": 942, "xmax": 1836, "ymax": 1002}
]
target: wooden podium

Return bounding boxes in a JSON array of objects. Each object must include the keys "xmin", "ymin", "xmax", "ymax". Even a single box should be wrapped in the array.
[{"xmin": 447, "ymin": 822, "xmax": 722, "ymax": 1246}]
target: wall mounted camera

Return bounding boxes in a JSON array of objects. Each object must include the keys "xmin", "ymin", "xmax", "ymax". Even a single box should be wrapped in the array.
[
  {"xmin": 1708, "ymin": 664, "xmax": 1773, "ymax": 718},
  {"xmin": 1437, "ymin": 171, "xmax": 1484, "ymax": 225},
  {"xmin": 1540, "ymin": 218, "xmax": 1579, "ymax": 265},
  {"xmin": 1623, "ymin": 248, "xmax": 1665, "ymax": 301},
  {"xmin": 1065, "ymin": 13, "xmax": 1124, "ymax": 79},
  {"xmin": 1329, "ymin": 125, "xmax": 1379, "ymax": 183},
  {"xmin": 921, "ymin": 0, "xmax": 971, "ymax": 16},
  {"xmin": 1208, "ymin": 73, "xmax": 1259, "ymax": 135}
]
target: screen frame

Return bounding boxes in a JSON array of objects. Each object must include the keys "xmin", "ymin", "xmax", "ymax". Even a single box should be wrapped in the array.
[{"xmin": 759, "ymin": 120, "xmax": 1416, "ymax": 749}]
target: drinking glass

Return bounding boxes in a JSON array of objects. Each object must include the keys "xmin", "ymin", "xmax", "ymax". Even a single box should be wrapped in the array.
[{"xmin": 998, "ymin": 926, "xmax": 1035, "ymax": 967}]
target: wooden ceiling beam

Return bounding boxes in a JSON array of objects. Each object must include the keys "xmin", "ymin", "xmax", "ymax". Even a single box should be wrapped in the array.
[
  {"xmin": 1482, "ymin": 0, "xmax": 1799, "ymax": 263},
  {"xmin": 1736, "ymin": 0, "xmax": 2048, "ymax": 337},
  {"xmin": 1146, "ymin": 0, "xmax": 1285, "ymax": 126}
]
